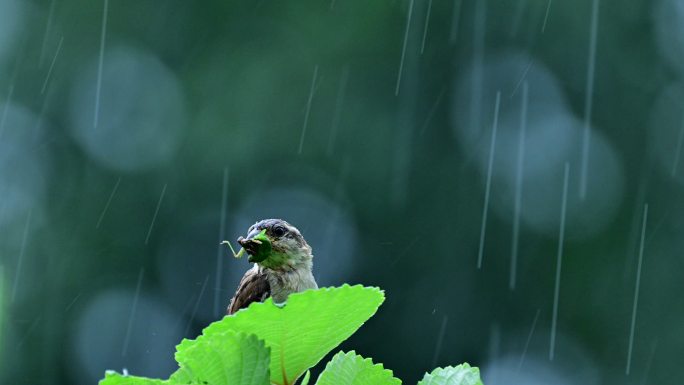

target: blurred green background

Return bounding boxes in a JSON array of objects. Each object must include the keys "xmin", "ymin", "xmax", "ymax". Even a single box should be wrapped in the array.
[{"xmin": 1, "ymin": 0, "xmax": 683, "ymax": 384}]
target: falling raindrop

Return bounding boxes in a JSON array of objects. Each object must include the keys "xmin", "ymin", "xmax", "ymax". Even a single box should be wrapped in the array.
[
  {"xmin": 430, "ymin": 315, "xmax": 448, "ymax": 367},
  {"xmin": 298, "ymin": 65, "xmax": 319, "ymax": 154},
  {"xmin": 541, "ymin": 0, "xmax": 552, "ymax": 33},
  {"xmin": 145, "ymin": 184, "xmax": 168, "ymax": 245},
  {"xmin": 420, "ymin": 0, "xmax": 432, "ymax": 54},
  {"xmin": 10, "ymin": 210, "xmax": 31, "ymax": 303},
  {"xmin": 121, "ymin": 268, "xmax": 145, "ymax": 357},
  {"xmin": 550, "ymin": 162, "xmax": 569, "ymax": 361},
  {"xmin": 579, "ymin": 0, "xmax": 600, "ymax": 200},
  {"xmin": 38, "ymin": 0, "xmax": 57, "ymax": 67},
  {"xmin": 418, "ymin": 86, "xmax": 446, "ymax": 137},
  {"xmin": 95, "ymin": 177, "xmax": 121, "ymax": 229},
  {"xmin": 213, "ymin": 168, "xmax": 230, "ymax": 318},
  {"xmin": 477, "ymin": 91, "xmax": 501, "ymax": 269},
  {"xmin": 518, "ymin": 309, "xmax": 541, "ymax": 371},
  {"xmin": 626, "ymin": 204, "xmax": 648, "ymax": 375},
  {"xmin": 509, "ymin": 81, "xmax": 528, "ymax": 290},
  {"xmin": 395, "ymin": 0, "xmax": 414, "ymax": 95},
  {"xmin": 40, "ymin": 35, "xmax": 63, "ymax": 94},
  {"xmin": 93, "ymin": 0, "xmax": 109, "ymax": 129},
  {"xmin": 184, "ymin": 275, "xmax": 209, "ymax": 337}
]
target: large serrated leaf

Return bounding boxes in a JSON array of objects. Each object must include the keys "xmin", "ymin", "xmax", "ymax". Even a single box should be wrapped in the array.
[
  {"xmin": 101, "ymin": 331, "xmax": 270, "ymax": 385},
  {"xmin": 176, "ymin": 285, "xmax": 384, "ymax": 385},
  {"xmin": 315, "ymin": 351, "xmax": 401, "ymax": 385},
  {"xmin": 417, "ymin": 364, "xmax": 483, "ymax": 385},
  {"xmin": 174, "ymin": 331, "xmax": 270, "ymax": 385}
]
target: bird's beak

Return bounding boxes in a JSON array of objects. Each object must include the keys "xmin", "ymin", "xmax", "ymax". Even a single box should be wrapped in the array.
[{"xmin": 237, "ymin": 229, "xmax": 272, "ymax": 263}]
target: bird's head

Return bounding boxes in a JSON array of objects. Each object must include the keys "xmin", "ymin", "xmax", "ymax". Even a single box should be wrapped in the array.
[{"xmin": 237, "ymin": 219, "xmax": 312, "ymax": 270}]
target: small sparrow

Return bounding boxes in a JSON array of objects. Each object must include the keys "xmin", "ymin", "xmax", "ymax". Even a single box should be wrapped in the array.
[{"xmin": 225, "ymin": 219, "xmax": 318, "ymax": 315}]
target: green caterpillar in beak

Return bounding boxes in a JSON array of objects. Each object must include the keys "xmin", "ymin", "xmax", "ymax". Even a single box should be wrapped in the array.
[{"xmin": 222, "ymin": 229, "xmax": 272, "ymax": 263}]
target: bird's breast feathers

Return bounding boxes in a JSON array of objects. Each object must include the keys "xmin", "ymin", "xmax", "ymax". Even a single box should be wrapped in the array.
[{"xmin": 266, "ymin": 264, "xmax": 318, "ymax": 303}]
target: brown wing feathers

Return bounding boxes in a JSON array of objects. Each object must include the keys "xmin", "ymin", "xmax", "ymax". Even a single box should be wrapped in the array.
[{"xmin": 227, "ymin": 267, "xmax": 270, "ymax": 315}]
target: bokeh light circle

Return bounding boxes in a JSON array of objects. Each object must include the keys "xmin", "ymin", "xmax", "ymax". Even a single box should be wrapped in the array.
[
  {"xmin": 0, "ymin": 102, "xmax": 50, "ymax": 228},
  {"xmin": 451, "ymin": 52, "xmax": 623, "ymax": 239},
  {"xmin": 484, "ymin": 354, "xmax": 598, "ymax": 385},
  {"xmin": 653, "ymin": 0, "xmax": 684, "ymax": 77},
  {"xmin": 496, "ymin": 117, "xmax": 624, "ymax": 240},
  {"xmin": 0, "ymin": 0, "xmax": 25, "ymax": 62},
  {"xmin": 69, "ymin": 288, "xmax": 182, "ymax": 385},
  {"xmin": 483, "ymin": 330, "xmax": 599, "ymax": 385},
  {"xmin": 649, "ymin": 82, "xmax": 684, "ymax": 184},
  {"xmin": 451, "ymin": 52, "xmax": 570, "ymax": 161},
  {"xmin": 69, "ymin": 46, "xmax": 186, "ymax": 172}
]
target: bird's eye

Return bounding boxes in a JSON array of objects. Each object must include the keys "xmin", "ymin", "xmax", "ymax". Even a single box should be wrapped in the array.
[{"xmin": 272, "ymin": 226, "xmax": 287, "ymax": 237}]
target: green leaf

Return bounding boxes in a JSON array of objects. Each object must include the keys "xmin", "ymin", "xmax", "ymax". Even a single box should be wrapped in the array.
[
  {"xmin": 101, "ymin": 331, "xmax": 270, "ymax": 385},
  {"xmin": 315, "ymin": 351, "xmax": 401, "ymax": 385},
  {"xmin": 417, "ymin": 364, "xmax": 483, "ymax": 385},
  {"xmin": 98, "ymin": 372, "xmax": 172, "ymax": 385},
  {"xmin": 166, "ymin": 368, "xmax": 192, "ymax": 384},
  {"xmin": 174, "ymin": 331, "xmax": 270, "ymax": 385},
  {"xmin": 176, "ymin": 285, "xmax": 385, "ymax": 385}
]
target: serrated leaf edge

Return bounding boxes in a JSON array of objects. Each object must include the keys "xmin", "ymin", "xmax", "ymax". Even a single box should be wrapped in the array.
[
  {"xmin": 418, "ymin": 363, "xmax": 481, "ymax": 385},
  {"xmin": 318, "ymin": 350, "xmax": 401, "ymax": 385}
]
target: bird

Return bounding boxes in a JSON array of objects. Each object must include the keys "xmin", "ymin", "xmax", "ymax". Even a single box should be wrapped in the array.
[{"xmin": 225, "ymin": 219, "xmax": 318, "ymax": 315}]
